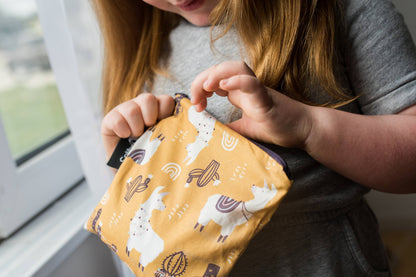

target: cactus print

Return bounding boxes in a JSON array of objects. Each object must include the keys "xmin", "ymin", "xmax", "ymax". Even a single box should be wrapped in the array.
[
  {"xmin": 85, "ymin": 94, "xmax": 292, "ymax": 277},
  {"xmin": 185, "ymin": 160, "xmax": 221, "ymax": 188}
]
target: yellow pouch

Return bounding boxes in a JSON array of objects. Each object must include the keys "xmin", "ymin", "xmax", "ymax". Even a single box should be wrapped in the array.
[{"xmin": 85, "ymin": 94, "xmax": 292, "ymax": 277}]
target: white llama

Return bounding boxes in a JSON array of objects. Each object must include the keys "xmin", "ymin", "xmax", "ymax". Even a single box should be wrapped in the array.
[
  {"xmin": 194, "ymin": 180, "xmax": 277, "ymax": 243},
  {"xmin": 126, "ymin": 186, "xmax": 168, "ymax": 271},
  {"xmin": 184, "ymin": 106, "xmax": 216, "ymax": 165},
  {"xmin": 128, "ymin": 126, "xmax": 164, "ymax": 165}
]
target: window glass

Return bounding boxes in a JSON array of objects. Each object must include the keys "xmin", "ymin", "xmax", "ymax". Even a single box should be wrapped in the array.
[{"xmin": 0, "ymin": 0, "xmax": 68, "ymax": 160}]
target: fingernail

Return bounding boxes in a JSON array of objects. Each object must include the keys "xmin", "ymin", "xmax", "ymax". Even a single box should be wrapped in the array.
[
  {"xmin": 220, "ymin": 79, "xmax": 228, "ymax": 86},
  {"xmin": 203, "ymin": 79, "xmax": 210, "ymax": 89}
]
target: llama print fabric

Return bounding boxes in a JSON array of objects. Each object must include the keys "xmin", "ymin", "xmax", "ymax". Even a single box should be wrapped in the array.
[{"xmin": 85, "ymin": 94, "xmax": 292, "ymax": 277}]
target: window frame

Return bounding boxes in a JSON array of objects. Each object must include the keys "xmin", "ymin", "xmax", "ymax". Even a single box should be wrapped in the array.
[
  {"xmin": 36, "ymin": 0, "xmax": 113, "ymax": 199},
  {"xmin": 0, "ymin": 0, "xmax": 84, "ymax": 239},
  {"xmin": 0, "ymin": 0, "xmax": 115, "ymax": 239},
  {"xmin": 0, "ymin": 118, "xmax": 83, "ymax": 238}
]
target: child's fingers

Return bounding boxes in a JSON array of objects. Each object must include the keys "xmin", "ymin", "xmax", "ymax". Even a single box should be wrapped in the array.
[
  {"xmin": 190, "ymin": 68, "xmax": 215, "ymax": 112},
  {"xmin": 156, "ymin": 95, "xmax": 175, "ymax": 120},
  {"xmin": 219, "ymin": 75, "xmax": 272, "ymax": 116},
  {"xmin": 190, "ymin": 70, "xmax": 211, "ymax": 109},
  {"xmin": 191, "ymin": 61, "xmax": 255, "ymax": 110},
  {"xmin": 219, "ymin": 75, "xmax": 264, "ymax": 94},
  {"xmin": 102, "ymin": 110, "xmax": 133, "ymax": 138},
  {"xmin": 114, "ymin": 101, "xmax": 145, "ymax": 138},
  {"xmin": 134, "ymin": 93, "xmax": 158, "ymax": 127},
  {"xmin": 194, "ymin": 97, "xmax": 208, "ymax": 112},
  {"xmin": 103, "ymin": 94, "xmax": 174, "ymax": 139},
  {"xmin": 101, "ymin": 94, "xmax": 174, "ymax": 160},
  {"xmin": 203, "ymin": 61, "xmax": 255, "ymax": 90},
  {"xmin": 101, "ymin": 108, "xmax": 142, "ymax": 159}
]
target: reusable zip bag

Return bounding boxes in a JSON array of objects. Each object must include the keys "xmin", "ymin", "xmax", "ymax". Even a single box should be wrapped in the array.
[{"xmin": 85, "ymin": 94, "xmax": 292, "ymax": 277}]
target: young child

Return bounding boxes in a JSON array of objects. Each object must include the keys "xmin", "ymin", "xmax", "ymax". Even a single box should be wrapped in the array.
[{"xmin": 93, "ymin": 0, "xmax": 416, "ymax": 275}]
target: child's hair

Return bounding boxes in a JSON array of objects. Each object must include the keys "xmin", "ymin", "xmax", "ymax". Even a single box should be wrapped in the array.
[{"xmin": 92, "ymin": 0, "xmax": 353, "ymax": 115}]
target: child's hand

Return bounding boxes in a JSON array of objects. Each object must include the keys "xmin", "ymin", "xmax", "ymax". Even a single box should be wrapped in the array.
[
  {"xmin": 191, "ymin": 61, "xmax": 314, "ymax": 149},
  {"xmin": 101, "ymin": 93, "xmax": 175, "ymax": 159}
]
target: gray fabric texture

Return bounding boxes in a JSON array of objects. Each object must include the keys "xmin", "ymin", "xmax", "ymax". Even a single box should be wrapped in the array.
[{"xmin": 116, "ymin": 0, "xmax": 416, "ymax": 275}]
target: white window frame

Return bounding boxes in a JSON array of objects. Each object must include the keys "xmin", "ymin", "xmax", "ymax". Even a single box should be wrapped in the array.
[
  {"xmin": 0, "ymin": 117, "xmax": 83, "ymax": 238},
  {"xmin": 0, "ymin": 0, "xmax": 87, "ymax": 239},
  {"xmin": 0, "ymin": 0, "xmax": 115, "ymax": 273},
  {"xmin": 35, "ymin": 0, "xmax": 112, "ymax": 199},
  {"xmin": 0, "ymin": 0, "xmax": 113, "ymax": 239}
]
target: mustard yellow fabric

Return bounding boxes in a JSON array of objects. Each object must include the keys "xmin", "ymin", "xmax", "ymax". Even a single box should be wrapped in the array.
[{"xmin": 85, "ymin": 95, "xmax": 292, "ymax": 277}]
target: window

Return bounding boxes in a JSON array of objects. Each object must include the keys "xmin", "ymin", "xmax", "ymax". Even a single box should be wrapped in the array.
[
  {"xmin": 0, "ymin": 0, "xmax": 70, "ymax": 162},
  {"xmin": 0, "ymin": 0, "xmax": 83, "ymax": 239}
]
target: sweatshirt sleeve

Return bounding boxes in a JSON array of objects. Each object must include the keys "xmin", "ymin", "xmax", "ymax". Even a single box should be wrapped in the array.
[{"xmin": 342, "ymin": 0, "xmax": 416, "ymax": 115}]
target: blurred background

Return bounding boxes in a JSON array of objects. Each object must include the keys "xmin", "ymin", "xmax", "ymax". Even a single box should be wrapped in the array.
[{"xmin": 0, "ymin": 0, "xmax": 414, "ymax": 276}]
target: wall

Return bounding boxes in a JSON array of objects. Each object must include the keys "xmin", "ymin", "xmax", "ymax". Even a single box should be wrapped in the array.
[{"xmin": 394, "ymin": 0, "xmax": 416, "ymax": 40}]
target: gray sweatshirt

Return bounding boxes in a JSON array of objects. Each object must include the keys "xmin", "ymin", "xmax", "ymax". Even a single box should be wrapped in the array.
[
  {"xmin": 128, "ymin": 0, "xmax": 416, "ymax": 275},
  {"xmin": 152, "ymin": 0, "xmax": 416, "ymax": 216}
]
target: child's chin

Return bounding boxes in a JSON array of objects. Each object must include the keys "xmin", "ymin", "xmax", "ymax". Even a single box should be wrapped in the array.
[{"xmin": 184, "ymin": 15, "xmax": 211, "ymax": 27}]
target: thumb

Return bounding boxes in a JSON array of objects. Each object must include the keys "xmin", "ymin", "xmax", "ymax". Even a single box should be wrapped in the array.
[
  {"xmin": 227, "ymin": 118, "xmax": 270, "ymax": 144},
  {"xmin": 226, "ymin": 119, "xmax": 250, "ymax": 138},
  {"xmin": 102, "ymin": 134, "xmax": 122, "ymax": 161}
]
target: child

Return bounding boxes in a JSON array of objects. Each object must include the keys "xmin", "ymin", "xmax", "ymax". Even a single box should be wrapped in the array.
[{"xmin": 94, "ymin": 0, "xmax": 416, "ymax": 275}]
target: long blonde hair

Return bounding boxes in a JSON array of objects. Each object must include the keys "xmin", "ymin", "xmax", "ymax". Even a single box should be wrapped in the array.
[{"xmin": 92, "ymin": 0, "xmax": 351, "ymax": 114}]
